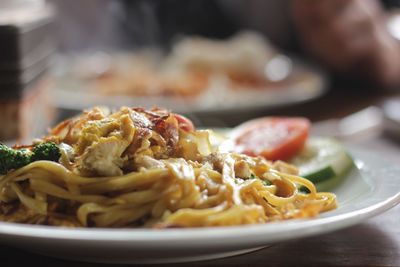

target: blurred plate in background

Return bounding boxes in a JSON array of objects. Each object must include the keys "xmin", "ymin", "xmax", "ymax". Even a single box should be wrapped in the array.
[
  {"xmin": 53, "ymin": 55, "xmax": 326, "ymax": 113},
  {"xmin": 52, "ymin": 32, "xmax": 328, "ymax": 120}
]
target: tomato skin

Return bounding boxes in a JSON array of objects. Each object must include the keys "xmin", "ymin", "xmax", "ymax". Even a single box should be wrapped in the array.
[
  {"xmin": 232, "ymin": 117, "xmax": 310, "ymax": 161},
  {"xmin": 173, "ymin": 114, "xmax": 195, "ymax": 132}
]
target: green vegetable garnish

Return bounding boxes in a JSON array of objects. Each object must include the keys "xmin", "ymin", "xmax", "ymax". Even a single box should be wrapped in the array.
[
  {"xmin": 262, "ymin": 180, "xmax": 272, "ymax": 186},
  {"xmin": 249, "ymin": 173, "xmax": 272, "ymax": 186},
  {"xmin": 31, "ymin": 142, "xmax": 61, "ymax": 162},
  {"xmin": 0, "ymin": 142, "xmax": 61, "ymax": 175}
]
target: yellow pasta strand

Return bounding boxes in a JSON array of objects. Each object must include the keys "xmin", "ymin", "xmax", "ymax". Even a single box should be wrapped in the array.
[{"xmin": 0, "ymin": 152, "xmax": 337, "ymax": 228}]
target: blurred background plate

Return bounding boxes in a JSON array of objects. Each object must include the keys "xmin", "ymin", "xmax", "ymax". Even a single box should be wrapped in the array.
[{"xmin": 53, "ymin": 54, "xmax": 327, "ymax": 122}]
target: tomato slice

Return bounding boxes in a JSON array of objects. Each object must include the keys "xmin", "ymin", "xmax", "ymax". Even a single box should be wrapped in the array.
[
  {"xmin": 173, "ymin": 114, "xmax": 195, "ymax": 132},
  {"xmin": 231, "ymin": 117, "xmax": 310, "ymax": 161}
]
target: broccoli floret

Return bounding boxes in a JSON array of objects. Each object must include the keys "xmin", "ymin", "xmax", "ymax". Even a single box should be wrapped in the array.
[
  {"xmin": 0, "ymin": 142, "xmax": 61, "ymax": 175},
  {"xmin": 31, "ymin": 142, "xmax": 61, "ymax": 162},
  {"xmin": 0, "ymin": 144, "xmax": 15, "ymax": 174},
  {"xmin": 13, "ymin": 149, "xmax": 32, "ymax": 169},
  {"xmin": 0, "ymin": 144, "xmax": 32, "ymax": 175}
]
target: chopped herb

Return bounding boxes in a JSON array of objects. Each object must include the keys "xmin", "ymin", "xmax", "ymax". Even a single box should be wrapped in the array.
[
  {"xmin": 262, "ymin": 180, "xmax": 272, "ymax": 186},
  {"xmin": 250, "ymin": 173, "xmax": 257, "ymax": 179},
  {"xmin": 234, "ymin": 178, "xmax": 244, "ymax": 184},
  {"xmin": 299, "ymin": 186, "xmax": 311, "ymax": 193}
]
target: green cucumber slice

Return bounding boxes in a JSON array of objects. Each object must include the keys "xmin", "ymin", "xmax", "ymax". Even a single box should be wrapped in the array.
[{"xmin": 290, "ymin": 137, "xmax": 354, "ymax": 191}]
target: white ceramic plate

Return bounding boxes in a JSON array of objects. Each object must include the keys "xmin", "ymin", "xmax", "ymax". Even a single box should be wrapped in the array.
[
  {"xmin": 0, "ymin": 148, "xmax": 399, "ymax": 264},
  {"xmin": 53, "ymin": 57, "xmax": 327, "ymax": 115}
]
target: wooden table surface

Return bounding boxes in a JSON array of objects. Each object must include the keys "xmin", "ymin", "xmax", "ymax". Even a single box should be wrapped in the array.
[{"xmin": 0, "ymin": 83, "xmax": 399, "ymax": 267}]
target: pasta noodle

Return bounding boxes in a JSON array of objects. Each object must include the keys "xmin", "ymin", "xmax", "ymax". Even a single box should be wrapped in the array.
[{"xmin": 0, "ymin": 107, "xmax": 337, "ymax": 228}]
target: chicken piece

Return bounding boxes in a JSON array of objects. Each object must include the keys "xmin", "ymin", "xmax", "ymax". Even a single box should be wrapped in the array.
[
  {"xmin": 76, "ymin": 136, "xmax": 128, "ymax": 176},
  {"xmin": 234, "ymin": 159, "xmax": 252, "ymax": 179},
  {"xmin": 204, "ymin": 152, "xmax": 225, "ymax": 173},
  {"xmin": 74, "ymin": 113, "xmax": 136, "ymax": 176},
  {"xmin": 134, "ymin": 155, "xmax": 165, "ymax": 170},
  {"xmin": 50, "ymin": 106, "xmax": 184, "ymax": 176},
  {"xmin": 74, "ymin": 119, "xmax": 121, "ymax": 155}
]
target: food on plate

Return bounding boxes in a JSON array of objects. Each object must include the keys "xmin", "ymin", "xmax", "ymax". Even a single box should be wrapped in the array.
[
  {"xmin": 226, "ymin": 117, "xmax": 354, "ymax": 191},
  {"xmin": 171, "ymin": 31, "xmax": 279, "ymax": 88},
  {"xmin": 0, "ymin": 107, "xmax": 336, "ymax": 228},
  {"xmin": 228, "ymin": 117, "xmax": 310, "ymax": 161},
  {"xmin": 63, "ymin": 52, "xmax": 209, "ymax": 98},
  {"xmin": 57, "ymin": 31, "xmax": 297, "ymax": 101},
  {"xmin": 290, "ymin": 138, "xmax": 354, "ymax": 191},
  {"xmin": 93, "ymin": 65, "xmax": 208, "ymax": 97}
]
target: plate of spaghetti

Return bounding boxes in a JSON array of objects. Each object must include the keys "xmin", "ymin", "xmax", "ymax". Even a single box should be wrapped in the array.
[{"xmin": 0, "ymin": 107, "xmax": 399, "ymax": 264}]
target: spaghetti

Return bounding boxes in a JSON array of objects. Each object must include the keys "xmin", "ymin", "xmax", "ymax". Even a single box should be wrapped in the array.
[{"xmin": 0, "ymin": 107, "xmax": 336, "ymax": 228}]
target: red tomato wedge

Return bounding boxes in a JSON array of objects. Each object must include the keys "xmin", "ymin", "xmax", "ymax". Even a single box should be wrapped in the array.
[
  {"xmin": 173, "ymin": 114, "xmax": 195, "ymax": 132},
  {"xmin": 231, "ymin": 117, "xmax": 310, "ymax": 161}
]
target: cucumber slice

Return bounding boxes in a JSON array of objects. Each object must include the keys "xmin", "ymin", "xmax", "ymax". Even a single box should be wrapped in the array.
[{"xmin": 290, "ymin": 137, "xmax": 354, "ymax": 191}]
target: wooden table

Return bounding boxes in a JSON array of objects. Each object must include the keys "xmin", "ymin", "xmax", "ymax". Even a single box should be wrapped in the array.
[{"xmin": 0, "ymin": 83, "xmax": 399, "ymax": 267}]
